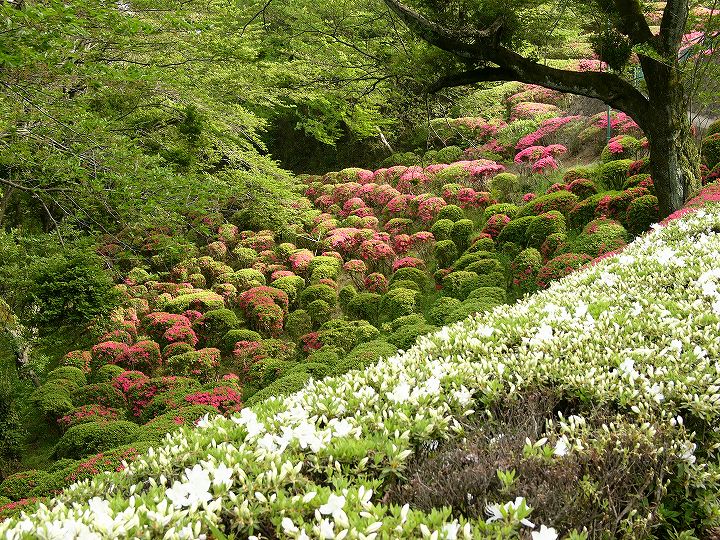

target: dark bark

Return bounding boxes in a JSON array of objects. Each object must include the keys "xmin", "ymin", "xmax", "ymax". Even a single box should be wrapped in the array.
[{"xmin": 382, "ymin": 0, "xmax": 703, "ymax": 218}]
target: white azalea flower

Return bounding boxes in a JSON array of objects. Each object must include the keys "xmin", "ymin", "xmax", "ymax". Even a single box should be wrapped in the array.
[{"xmin": 531, "ymin": 525, "xmax": 558, "ymax": 540}]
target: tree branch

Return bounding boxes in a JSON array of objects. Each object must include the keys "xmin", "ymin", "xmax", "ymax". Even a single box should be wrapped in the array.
[
  {"xmin": 608, "ymin": 0, "xmax": 655, "ymax": 45},
  {"xmin": 659, "ymin": 0, "xmax": 690, "ymax": 54}
]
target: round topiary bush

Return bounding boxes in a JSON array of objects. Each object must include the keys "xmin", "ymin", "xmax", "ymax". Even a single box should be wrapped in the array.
[
  {"xmin": 164, "ymin": 348, "xmax": 220, "ymax": 382},
  {"xmin": 466, "ymin": 286, "xmax": 506, "ymax": 304},
  {"xmin": 465, "ymin": 258, "xmax": 503, "ymax": 276},
  {"xmin": 46, "ymin": 367, "xmax": 86, "ymax": 388},
  {"xmin": 307, "ymin": 299, "xmax": 332, "ymax": 328},
  {"xmin": 625, "ymin": 194, "xmax": 659, "ymax": 236},
  {"xmin": 390, "ymin": 267, "xmax": 429, "ymax": 290},
  {"xmin": 536, "ymin": 253, "xmax": 593, "ymax": 289},
  {"xmin": 245, "ymin": 372, "xmax": 311, "ymax": 406},
  {"xmin": 192, "ymin": 309, "xmax": 239, "ymax": 347},
  {"xmin": 511, "ymin": 248, "xmax": 543, "ymax": 295},
  {"xmin": 221, "ymin": 328, "xmax": 262, "ymax": 353},
  {"xmin": 516, "ymin": 191, "xmax": 579, "ymax": 218},
  {"xmin": 526, "ymin": 211, "xmax": 566, "ymax": 249},
  {"xmin": 428, "ymin": 297, "xmax": 462, "ymax": 325},
  {"xmin": 450, "ymin": 219, "xmax": 474, "ymax": 252},
  {"xmin": 338, "ymin": 285, "xmax": 357, "ymax": 310},
  {"xmin": 53, "ymin": 420, "xmax": 141, "ymax": 460},
  {"xmin": 137, "ymin": 405, "xmax": 217, "ymax": 443},
  {"xmin": 496, "ymin": 216, "xmax": 536, "ymax": 245},
  {"xmin": 333, "ymin": 340, "xmax": 398, "ymax": 375},
  {"xmin": 300, "ymin": 284, "xmax": 336, "ymax": 307},
  {"xmin": 388, "ymin": 279, "xmax": 420, "ymax": 292},
  {"xmin": 434, "ymin": 240, "xmax": 459, "ymax": 268},
  {"xmin": 467, "ymin": 236, "xmax": 495, "ymax": 253},
  {"xmin": 430, "ymin": 219, "xmax": 454, "ymax": 242},
  {"xmin": 436, "ymin": 204, "xmax": 464, "ymax": 222},
  {"xmin": 233, "ymin": 268, "xmax": 267, "ymax": 291},
  {"xmin": 540, "ymin": 232, "xmax": 568, "ymax": 260},
  {"xmin": 489, "ymin": 173, "xmax": 519, "ymax": 199},
  {"xmin": 91, "ymin": 364, "xmax": 126, "ymax": 383},
  {"xmin": 445, "ymin": 298, "xmax": 500, "ymax": 324},
  {"xmin": 232, "ymin": 246, "xmax": 259, "ymax": 268},
  {"xmin": 566, "ymin": 178, "xmax": 599, "ymax": 200},
  {"xmin": 379, "ymin": 288, "xmax": 420, "ymax": 322},
  {"xmin": 0, "ymin": 470, "xmax": 50, "ymax": 501},
  {"xmin": 270, "ymin": 276, "xmax": 306, "ymax": 308},
  {"xmin": 483, "ymin": 203, "xmax": 518, "ymax": 222},
  {"xmin": 481, "ymin": 214, "xmax": 511, "ymax": 239},
  {"xmin": 387, "ymin": 322, "xmax": 437, "ymax": 350},
  {"xmin": 72, "ymin": 382, "xmax": 127, "ymax": 410},
  {"xmin": 317, "ymin": 319, "xmax": 380, "ymax": 353},
  {"xmin": 346, "ymin": 293, "xmax": 382, "ymax": 324},
  {"xmin": 441, "ymin": 271, "xmax": 483, "ymax": 300},
  {"xmin": 703, "ymin": 133, "xmax": 720, "ymax": 169},
  {"xmin": 568, "ymin": 193, "xmax": 607, "ymax": 229},
  {"xmin": 596, "ymin": 159, "xmax": 634, "ymax": 190}
]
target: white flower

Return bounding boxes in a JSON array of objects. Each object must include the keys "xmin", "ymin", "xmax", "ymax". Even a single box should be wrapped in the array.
[
  {"xmin": 442, "ymin": 521, "xmax": 460, "ymax": 539},
  {"xmin": 599, "ymin": 272, "xmax": 618, "ymax": 287},
  {"xmin": 282, "ymin": 517, "xmax": 299, "ymax": 534},
  {"xmin": 485, "ymin": 497, "xmax": 534, "ymax": 528},
  {"xmin": 212, "ymin": 462, "xmax": 233, "ymax": 488},
  {"xmin": 531, "ymin": 525, "xmax": 559, "ymax": 540},
  {"xmin": 196, "ymin": 413, "xmax": 212, "ymax": 429},
  {"xmin": 655, "ymin": 246, "xmax": 676, "ymax": 265},
  {"xmin": 319, "ymin": 494, "xmax": 346, "ymax": 517},
  {"xmin": 553, "ymin": 438, "xmax": 568, "ymax": 457},
  {"xmin": 317, "ymin": 518, "xmax": 335, "ymax": 539},
  {"xmin": 532, "ymin": 324, "xmax": 553, "ymax": 343},
  {"xmin": 388, "ymin": 381, "xmax": 411, "ymax": 403},
  {"xmin": 330, "ymin": 418, "xmax": 354, "ymax": 438}
]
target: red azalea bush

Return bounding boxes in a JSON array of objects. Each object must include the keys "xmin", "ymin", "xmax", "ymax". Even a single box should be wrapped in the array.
[
  {"xmin": 57, "ymin": 404, "xmax": 121, "ymax": 431},
  {"xmin": 184, "ymin": 386, "xmax": 243, "ymax": 414}
]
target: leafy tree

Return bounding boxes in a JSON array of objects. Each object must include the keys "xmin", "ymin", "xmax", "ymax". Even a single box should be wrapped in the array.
[{"xmin": 380, "ymin": 0, "xmax": 717, "ymax": 217}]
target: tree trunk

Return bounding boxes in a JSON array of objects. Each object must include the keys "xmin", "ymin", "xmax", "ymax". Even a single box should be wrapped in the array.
[{"xmin": 642, "ymin": 57, "xmax": 702, "ymax": 219}]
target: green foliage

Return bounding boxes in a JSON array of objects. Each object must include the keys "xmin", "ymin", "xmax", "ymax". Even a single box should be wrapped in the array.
[
  {"xmin": 496, "ymin": 216, "xmax": 536, "ymax": 245},
  {"xmin": 91, "ymin": 364, "xmax": 126, "ymax": 383},
  {"xmin": 596, "ymin": 160, "xmax": 634, "ymax": 190},
  {"xmin": 285, "ymin": 310, "xmax": 313, "ymax": 340},
  {"xmin": 430, "ymin": 219, "xmax": 454, "ymax": 241},
  {"xmin": 0, "ymin": 470, "xmax": 50, "ymax": 501},
  {"xmin": 318, "ymin": 319, "xmax": 380, "ymax": 353},
  {"xmin": 221, "ymin": 329, "xmax": 262, "ymax": 353},
  {"xmin": 516, "ymin": 191, "xmax": 579, "ymax": 218},
  {"xmin": 346, "ymin": 293, "xmax": 382, "ymax": 325},
  {"xmin": 387, "ymin": 323, "xmax": 437, "ymax": 350},
  {"xmin": 702, "ymin": 133, "xmax": 720, "ymax": 169},
  {"xmin": 53, "ymin": 421, "xmax": 141, "ymax": 460},
  {"xmin": 450, "ymin": 219, "xmax": 474, "ymax": 252},
  {"xmin": 526, "ymin": 211, "xmax": 566, "ymax": 248},
  {"xmin": 434, "ymin": 240, "xmax": 459, "ymax": 268},
  {"xmin": 511, "ymin": 248, "xmax": 543, "ymax": 295},
  {"xmin": 441, "ymin": 271, "xmax": 483, "ymax": 300},
  {"xmin": 483, "ymin": 203, "xmax": 519, "ymax": 222},
  {"xmin": 626, "ymin": 195, "xmax": 660, "ymax": 236},
  {"xmin": 380, "ymin": 288, "xmax": 420, "ymax": 322},
  {"xmin": 72, "ymin": 383, "xmax": 127, "ymax": 410},
  {"xmin": 445, "ymin": 298, "xmax": 500, "ymax": 324},
  {"xmin": 308, "ymin": 300, "xmax": 332, "ymax": 328},
  {"xmin": 300, "ymin": 284, "xmax": 337, "ymax": 307},
  {"xmin": 428, "ymin": 296, "xmax": 462, "ymax": 325},
  {"xmin": 436, "ymin": 205, "xmax": 464, "ymax": 222},
  {"xmin": 466, "ymin": 286, "xmax": 506, "ymax": 304},
  {"xmin": 46, "ymin": 367, "xmax": 87, "ymax": 388},
  {"xmin": 489, "ymin": 173, "xmax": 520, "ymax": 200},
  {"xmin": 390, "ymin": 267, "xmax": 429, "ymax": 290},
  {"xmin": 334, "ymin": 340, "xmax": 398, "ymax": 375}
]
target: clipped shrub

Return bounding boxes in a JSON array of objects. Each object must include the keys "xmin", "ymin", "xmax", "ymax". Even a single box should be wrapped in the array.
[
  {"xmin": 138, "ymin": 405, "xmax": 217, "ymax": 443},
  {"xmin": 387, "ymin": 323, "xmax": 437, "ymax": 350},
  {"xmin": 428, "ymin": 297, "xmax": 462, "ymax": 325},
  {"xmin": 121, "ymin": 340, "xmax": 162, "ymax": 374},
  {"xmin": 233, "ymin": 268, "xmax": 266, "ymax": 291},
  {"xmin": 285, "ymin": 310, "xmax": 313, "ymax": 340},
  {"xmin": 380, "ymin": 288, "xmax": 420, "ymax": 322},
  {"xmin": 333, "ymin": 340, "xmax": 398, "ymax": 375},
  {"xmin": 60, "ymin": 350, "xmax": 92, "ymax": 373},
  {"xmin": 483, "ymin": 203, "xmax": 518, "ymax": 221},
  {"xmin": 434, "ymin": 240, "xmax": 459, "ymax": 268},
  {"xmin": 232, "ymin": 246, "xmax": 259, "ymax": 268},
  {"xmin": 72, "ymin": 382, "xmax": 127, "ymax": 410},
  {"xmin": 192, "ymin": 309, "xmax": 239, "ymax": 347},
  {"xmin": 445, "ymin": 298, "xmax": 500, "ymax": 324},
  {"xmin": 569, "ymin": 218, "xmax": 628, "ymax": 258},
  {"xmin": 596, "ymin": 159, "xmax": 633, "ymax": 190},
  {"xmin": 164, "ymin": 292, "xmax": 224, "ymax": 313},
  {"xmin": 91, "ymin": 364, "xmax": 126, "ymax": 383},
  {"xmin": 511, "ymin": 248, "xmax": 543, "ymax": 295},
  {"xmin": 467, "ymin": 236, "xmax": 495, "ymax": 253},
  {"xmin": 430, "ymin": 219, "xmax": 454, "ymax": 242},
  {"xmin": 489, "ymin": 173, "xmax": 519, "ymax": 199},
  {"xmin": 526, "ymin": 211, "xmax": 566, "ymax": 248},
  {"xmin": 465, "ymin": 258, "xmax": 503, "ymax": 276},
  {"xmin": 338, "ymin": 285, "xmax": 357, "ymax": 310},
  {"xmin": 436, "ymin": 205, "xmax": 464, "ymax": 222},
  {"xmin": 566, "ymin": 178, "xmax": 599, "ymax": 200},
  {"xmin": 450, "ymin": 219, "xmax": 474, "ymax": 252},
  {"xmin": 481, "ymin": 214, "xmax": 511, "ymax": 238},
  {"xmin": 390, "ymin": 267, "xmax": 429, "ymax": 290},
  {"xmin": 540, "ymin": 232, "xmax": 568, "ymax": 260},
  {"xmin": 300, "ymin": 284, "xmax": 336, "ymax": 307},
  {"xmin": 164, "ymin": 348, "xmax": 220, "ymax": 382},
  {"xmin": 57, "ymin": 404, "xmax": 123, "ymax": 431},
  {"xmin": 162, "ymin": 342, "xmax": 194, "ymax": 359},
  {"xmin": 270, "ymin": 276, "xmax": 306, "ymax": 308},
  {"xmin": 703, "ymin": 133, "xmax": 720, "ymax": 168},
  {"xmin": 516, "ymin": 191, "xmax": 578, "ymax": 218},
  {"xmin": 441, "ymin": 271, "xmax": 483, "ymax": 300},
  {"xmin": 346, "ymin": 292, "xmax": 382, "ymax": 324},
  {"xmin": 317, "ymin": 319, "xmax": 380, "ymax": 353},
  {"xmin": 537, "ymin": 253, "xmax": 593, "ymax": 289},
  {"xmin": 46, "ymin": 367, "xmax": 86, "ymax": 388},
  {"xmin": 53, "ymin": 421, "xmax": 141, "ymax": 460},
  {"xmin": 496, "ymin": 216, "xmax": 536, "ymax": 245},
  {"xmin": 0, "ymin": 471, "xmax": 50, "ymax": 501},
  {"xmin": 466, "ymin": 286, "xmax": 506, "ymax": 304},
  {"xmin": 308, "ymin": 299, "xmax": 332, "ymax": 328},
  {"xmin": 245, "ymin": 372, "xmax": 311, "ymax": 406}
]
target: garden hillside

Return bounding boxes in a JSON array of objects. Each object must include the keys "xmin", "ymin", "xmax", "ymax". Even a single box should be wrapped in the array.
[{"xmin": 3, "ymin": 183, "xmax": 720, "ymax": 538}]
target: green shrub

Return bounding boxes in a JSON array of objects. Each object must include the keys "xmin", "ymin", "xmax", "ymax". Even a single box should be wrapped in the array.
[
  {"xmin": 380, "ymin": 288, "xmax": 420, "ymax": 322},
  {"xmin": 622, "ymin": 174, "xmax": 653, "ymax": 192},
  {"xmin": 568, "ymin": 192, "xmax": 607, "ymax": 229},
  {"xmin": 511, "ymin": 248, "xmax": 543, "ymax": 295},
  {"xmin": 435, "ymin": 145, "xmax": 464, "ymax": 163},
  {"xmin": 285, "ymin": 310, "xmax": 313, "ymax": 340},
  {"xmin": 600, "ymin": 135, "xmax": 641, "ymax": 162},
  {"xmin": 221, "ymin": 328, "xmax": 262, "ymax": 353},
  {"xmin": 436, "ymin": 205, "xmax": 464, "ymax": 222},
  {"xmin": 308, "ymin": 256, "xmax": 342, "ymax": 275},
  {"xmin": 90, "ymin": 364, "xmax": 126, "ymax": 383},
  {"xmin": 483, "ymin": 203, "xmax": 518, "ymax": 222},
  {"xmin": 489, "ymin": 173, "xmax": 519, "ymax": 199},
  {"xmin": 569, "ymin": 218, "xmax": 628, "ymax": 258},
  {"xmin": 703, "ymin": 133, "xmax": 720, "ymax": 168},
  {"xmin": 500, "ymin": 241, "xmax": 522, "ymax": 261},
  {"xmin": 430, "ymin": 219, "xmax": 454, "ymax": 241},
  {"xmin": 453, "ymin": 252, "xmax": 488, "ymax": 271},
  {"xmin": 165, "ymin": 349, "xmax": 220, "ymax": 382},
  {"xmin": 389, "ymin": 279, "xmax": 420, "ymax": 292},
  {"xmin": 496, "ymin": 216, "xmax": 536, "ymax": 245},
  {"xmin": 466, "ymin": 286, "xmax": 506, "ymax": 304},
  {"xmin": 72, "ymin": 383, "xmax": 127, "ymax": 410},
  {"xmin": 540, "ymin": 232, "xmax": 568, "ymax": 260},
  {"xmin": 390, "ymin": 267, "xmax": 429, "ymax": 290},
  {"xmin": 53, "ymin": 421, "xmax": 141, "ymax": 460},
  {"xmin": 625, "ymin": 195, "xmax": 659, "ymax": 236},
  {"xmin": 465, "ymin": 258, "xmax": 503, "ymax": 275},
  {"xmin": 446, "ymin": 298, "xmax": 500, "ymax": 324},
  {"xmin": 271, "ymin": 276, "xmax": 306, "ymax": 308},
  {"xmin": 476, "ymin": 271, "xmax": 507, "ymax": 288},
  {"xmin": 450, "ymin": 219, "xmax": 474, "ymax": 252},
  {"xmin": 566, "ymin": 178, "xmax": 599, "ymax": 200},
  {"xmin": 193, "ymin": 309, "xmax": 239, "ymax": 346},
  {"xmin": 334, "ymin": 340, "xmax": 398, "ymax": 375},
  {"xmin": 346, "ymin": 292, "xmax": 382, "ymax": 324},
  {"xmin": 387, "ymin": 323, "xmax": 437, "ymax": 350},
  {"xmin": 233, "ymin": 268, "xmax": 266, "ymax": 291},
  {"xmin": 300, "ymin": 284, "xmax": 336, "ymax": 307},
  {"xmin": 516, "ymin": 191, "xmax": 579, "ymax": 218},
  {"xmin": 434, "ymin": 240, "xmax": 459, "ymax": 268},
  {"xmin": 137, "ymin": 405, "xmax": 217, "ymax": 443},
  {"xmin": 46, "ymin": 367, "xmax": 86, "ymax": 388},
  {"xmin": 308, "ymin": 299, "xmax": 332, "ymax": 328},
  {"xmin": 310, "ymin": 264, "xmax": 340, "ymax": 282},
  {"xmin": 232, "ymin": 246, "xmax": 259, "ymax": 268},
  {"xmin": 286, "ymin": 362, "xmax": 332, "ymax": 380},
  {"xmin": 338, "ymin": 285, "xmax": 357, "ymax": 309},
  {"xmin": 164, "ymin": 292, "xmax": 225, "ymax": 313},
  {"xmin": 596, "ymin": 159, "xmax": 633, "ymax": 190},
  {"xmin": 318, "ymin": 319, "xmax": 380, "ymax": 353},
  {"xmin": 428, "ymin": 297, "xmax": 462, "ymax": 325},
  {"xmin": 383, "ymin": 314, "xmax": 427, "ymax": 332},
  {"xmin": 0, "ymin": 470, "xmax": 50, "ymax": 501},
  {"xmin": 467, "ymin": 237, "xmax": 496, "ymax": 253},
  {"xmin": 306, "ymin": 348, "xmax": 340, "ymax": 366},
  {"xmin": 245, "ymin": 372, "xmax": 310, "ymax": 406},
  {"xmin": 526, "ymin": 211, "xmax": 566, "ymax": 248},
  {"xmin": 537, "ymin": 253, "xmax": 593, "ymax": 289},
  {"xmin": 441, "ymin": 271, "xmax": 483, "ymax": 300},
  {"xmin": 707, "ymin": 119, "xmax": 720, "ymax": 137}
]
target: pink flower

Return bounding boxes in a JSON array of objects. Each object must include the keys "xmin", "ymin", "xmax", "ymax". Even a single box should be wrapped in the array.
[{"xmin": 532, "ymin": 156, "xmax": 559, "ymax": 173}]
